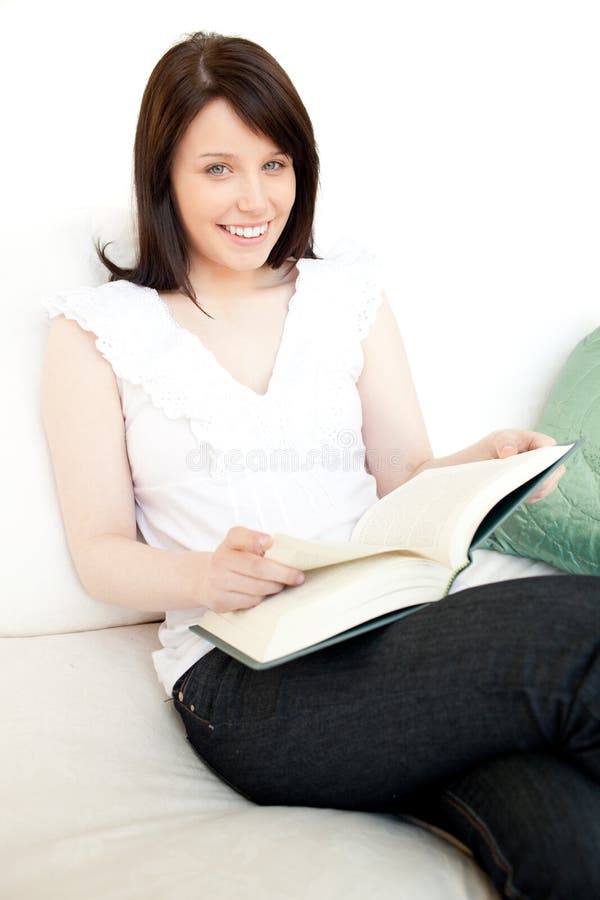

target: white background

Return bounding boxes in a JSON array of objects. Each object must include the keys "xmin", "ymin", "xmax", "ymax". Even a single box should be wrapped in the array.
[{"xmin": 2, "ymin": 0, "xmax": 599, "ymax": 453}]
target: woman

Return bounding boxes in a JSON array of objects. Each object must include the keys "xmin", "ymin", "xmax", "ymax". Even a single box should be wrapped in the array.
[{"xmin": 40, "ymin": 31, "xmax": 599, "ymax": 899}]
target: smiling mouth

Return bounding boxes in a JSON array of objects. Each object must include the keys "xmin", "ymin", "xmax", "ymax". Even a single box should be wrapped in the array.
[{"xmin": 218, "ymin": 221, "xmax": 271, "ymax": 238}]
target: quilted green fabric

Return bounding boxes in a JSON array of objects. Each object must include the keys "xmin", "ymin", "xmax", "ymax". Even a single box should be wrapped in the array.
[{"xmin": 481, "ymin": 326, "xmax": 600, "ymax": 575}]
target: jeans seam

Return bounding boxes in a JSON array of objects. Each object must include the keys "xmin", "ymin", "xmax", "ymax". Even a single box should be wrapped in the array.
[
  {"xmin": 172, "ymin": 667, "xmax": 215, "ymax": 731},
  {"xmin": 178, "ymin": 703, "xmax": 215, "ymax": 731},
  {"xmin": 172, "ymin": 666, "xmax": 195, "ymax": 702},
  {"xmin": 442, "ymin": 789, "xmax": 530, "ymax": 900}
]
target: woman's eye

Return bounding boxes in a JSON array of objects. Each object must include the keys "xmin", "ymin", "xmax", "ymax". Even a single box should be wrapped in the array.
[
  {"xmin": 205, "ymin": 160, "xmax": 285, "ymax": 177},
  {"xmin": 206, "ymin": 164, "xmax": 227, "ymax": 176}
]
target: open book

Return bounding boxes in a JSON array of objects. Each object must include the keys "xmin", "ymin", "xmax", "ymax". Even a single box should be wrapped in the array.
[{"xmin": 189, "ymin": 441, "xmax": 579, "ymax": 669}]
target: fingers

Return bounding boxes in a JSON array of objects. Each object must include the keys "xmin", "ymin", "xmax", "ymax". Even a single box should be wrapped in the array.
[
  {"xmin": 525, "ymin": 464, "xmax": 566, "ymax": 503},
  {"xmin": 224, "ymin": 528, "xmax": 302, "ymax": 580},
  {"xmin": 228, "ymin": 550, "xmax": 304, "ymax": 586},
  {"xmin": 497, "ymin": 443, "xmax": 519, "ymax": 458},
  {"xmin": 493, "ymin": 429, "xmax": 558, "ymax": 458},
  {"xmin": 493, "ymin": 429, "xmax": 530, "ymax": 458},
  {"xmin": 527, "ymin": 430, "xmax": 558, "ymax": 450},
  {"xmin": 212, "ymin": 527, "xmax": 305, "ymax": 612},
  {"xmin": 222, "ymin": 571, "xmax": 294, "ymax": 599},
  {"xmin": 226, "ymin": 526, "xmax": 272, "ymax": 555},
  {"xmin": 489, "ymin": 431, "xmax": 565, "ymax": 501},
  {"xmin": 213, "ymin": 557, "xmax": 305, "ymax": 611}
]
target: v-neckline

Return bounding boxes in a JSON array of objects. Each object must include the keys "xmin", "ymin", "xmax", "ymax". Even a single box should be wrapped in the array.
[{"xmin": 148, "ymin": 257, "xmax": 308, "ymax": 401}]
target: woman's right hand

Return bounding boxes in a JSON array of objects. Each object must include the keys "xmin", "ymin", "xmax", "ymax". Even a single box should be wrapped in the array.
[{"xmin": 203, "ymin": 526, "xmax": 305, "ymax": 613}]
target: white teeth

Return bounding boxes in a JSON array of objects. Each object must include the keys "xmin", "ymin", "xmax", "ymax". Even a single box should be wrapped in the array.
[{"xmin": 223, "ymin": 222, "xmax": 268, "ymax": 238}]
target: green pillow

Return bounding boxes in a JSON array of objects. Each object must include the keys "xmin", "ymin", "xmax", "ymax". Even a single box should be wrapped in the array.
[{"xmin": 481, "ymin": 326, "xmax": 600, "ymax": 575}]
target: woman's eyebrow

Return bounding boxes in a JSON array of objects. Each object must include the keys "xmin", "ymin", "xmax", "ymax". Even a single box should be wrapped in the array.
[{"xmin": 196, "ymin": 149, "xmax": 287, "ymax": 159}]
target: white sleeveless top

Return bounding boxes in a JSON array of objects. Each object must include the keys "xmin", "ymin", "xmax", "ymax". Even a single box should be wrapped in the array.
[{"xmin": 41, "ymin": 237, "xmax": 385, "ymax": 697}]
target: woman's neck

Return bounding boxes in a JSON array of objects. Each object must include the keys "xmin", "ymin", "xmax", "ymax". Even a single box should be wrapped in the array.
[
  {"xmin": 186, "ymin": 255, "xmax": 292, "ymax": 304},
  {"xmin": 173, "ymin": 256, "xmax": 298, "ymax": 322}
]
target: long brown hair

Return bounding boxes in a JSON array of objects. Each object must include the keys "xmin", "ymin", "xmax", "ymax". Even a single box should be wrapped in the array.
[{"xmin": 95, "ymin": 31, "xmax": 321, "ymax": 318}]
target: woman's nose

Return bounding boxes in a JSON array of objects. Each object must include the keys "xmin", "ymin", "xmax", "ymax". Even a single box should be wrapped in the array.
[{"xmin": 237, "ymin": 175, "xmax": 268, "ymax": 213}]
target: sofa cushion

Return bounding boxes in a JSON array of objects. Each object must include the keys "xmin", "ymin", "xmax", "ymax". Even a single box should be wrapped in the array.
[
  {"xmin": 0, "ymin": 623, "xmax": 499, "ymax": 899},
  {"xmin": 482, "ymin": 327, "xmax": 600, "ymax": 574},
  {"xmin": 1, "ymin": 207, "xmax": 161, "ymax": 637}
]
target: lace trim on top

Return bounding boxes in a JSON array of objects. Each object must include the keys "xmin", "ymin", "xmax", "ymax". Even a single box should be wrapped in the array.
[
  {"xmin": 40, "ymin": 236, "xmax": 384, "ymax": 450},
  {"xmin": 325, "ymin": 236, "xmax": 384, "ymax": 342}
]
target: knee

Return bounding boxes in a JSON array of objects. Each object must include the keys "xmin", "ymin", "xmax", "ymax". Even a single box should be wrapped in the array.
[{"xmin": 418, "ymin": 753, "xmax": 600, "ymax": 899}]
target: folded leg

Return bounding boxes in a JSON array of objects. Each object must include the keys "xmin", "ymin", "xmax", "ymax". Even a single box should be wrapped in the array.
[{"xmin": 401, "ymin": 751, "xmax": 600, "ymax": 900}]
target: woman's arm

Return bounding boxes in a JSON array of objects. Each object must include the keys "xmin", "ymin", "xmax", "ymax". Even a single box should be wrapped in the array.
[
  {"xmin": 357, "ymin": 294, "xmax": 565, "ymax": 503},
  {"xmin": 77, "ymin": 534, "xmax": 210, "ymax": 611},
  {"xmin": 40, "ymin": 315, "xmax": 206, "ymax": 611},
  {"xmin": 411, "ymin": 428, "xmax": 566, "ymax": 503},
  {"xmin": 357, "ymin": 293, "xmax": 433, "ymax": 499}
]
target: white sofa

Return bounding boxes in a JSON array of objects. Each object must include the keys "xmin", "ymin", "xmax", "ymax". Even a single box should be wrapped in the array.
[{"xmin": 2, "ymin": 206, "xmax": 579, "ymax": 900}]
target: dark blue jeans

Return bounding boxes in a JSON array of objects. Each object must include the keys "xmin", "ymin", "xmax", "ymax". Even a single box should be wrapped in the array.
[{"xmin": 171, "ymin": 575, "xmax": 600, "ymax": 899}]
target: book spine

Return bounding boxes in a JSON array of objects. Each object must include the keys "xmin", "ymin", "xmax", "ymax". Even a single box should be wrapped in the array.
[{"xmin": 443, "ymin": 558, "xmax": 472, "ymax": 597}]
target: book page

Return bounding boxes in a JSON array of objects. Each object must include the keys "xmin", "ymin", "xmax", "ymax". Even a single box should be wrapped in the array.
[
  {"xmin": 263, "ymin": 532, "xmax": 421, "ymax": 571},
  {"xmin": 199, "ymin": 552, "xmax": 450, "ymax": 662},
  {"xmin": 264, "ymin": 443, "xmax": 575, "ymax": 573},
  {"xmin": 350, "ymin": 443, "xmax": 575, "ymax": 568}
]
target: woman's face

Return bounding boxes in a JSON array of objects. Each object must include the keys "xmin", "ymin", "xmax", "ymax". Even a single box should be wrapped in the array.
[{"xmin": 170, "ymin": 97, "xmax": 297, "ymax": 274}]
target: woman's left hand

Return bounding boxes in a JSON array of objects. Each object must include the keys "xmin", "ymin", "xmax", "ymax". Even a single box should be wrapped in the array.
[{"xmin": 488, "ymin": 429, "xmax": 566, "ymax": 504}]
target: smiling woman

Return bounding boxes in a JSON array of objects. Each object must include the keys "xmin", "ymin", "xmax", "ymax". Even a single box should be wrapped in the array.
[
  {"xmin": 95, "ymin": 31, "xmax": 321, "ymax": 317},
  {"xmin": 38, "ymin": 28, "xmax": 600, "ymax": 900},
  {"xmin": 168, "ymin": 98, "xmax": 296, "ymax": 270}
]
